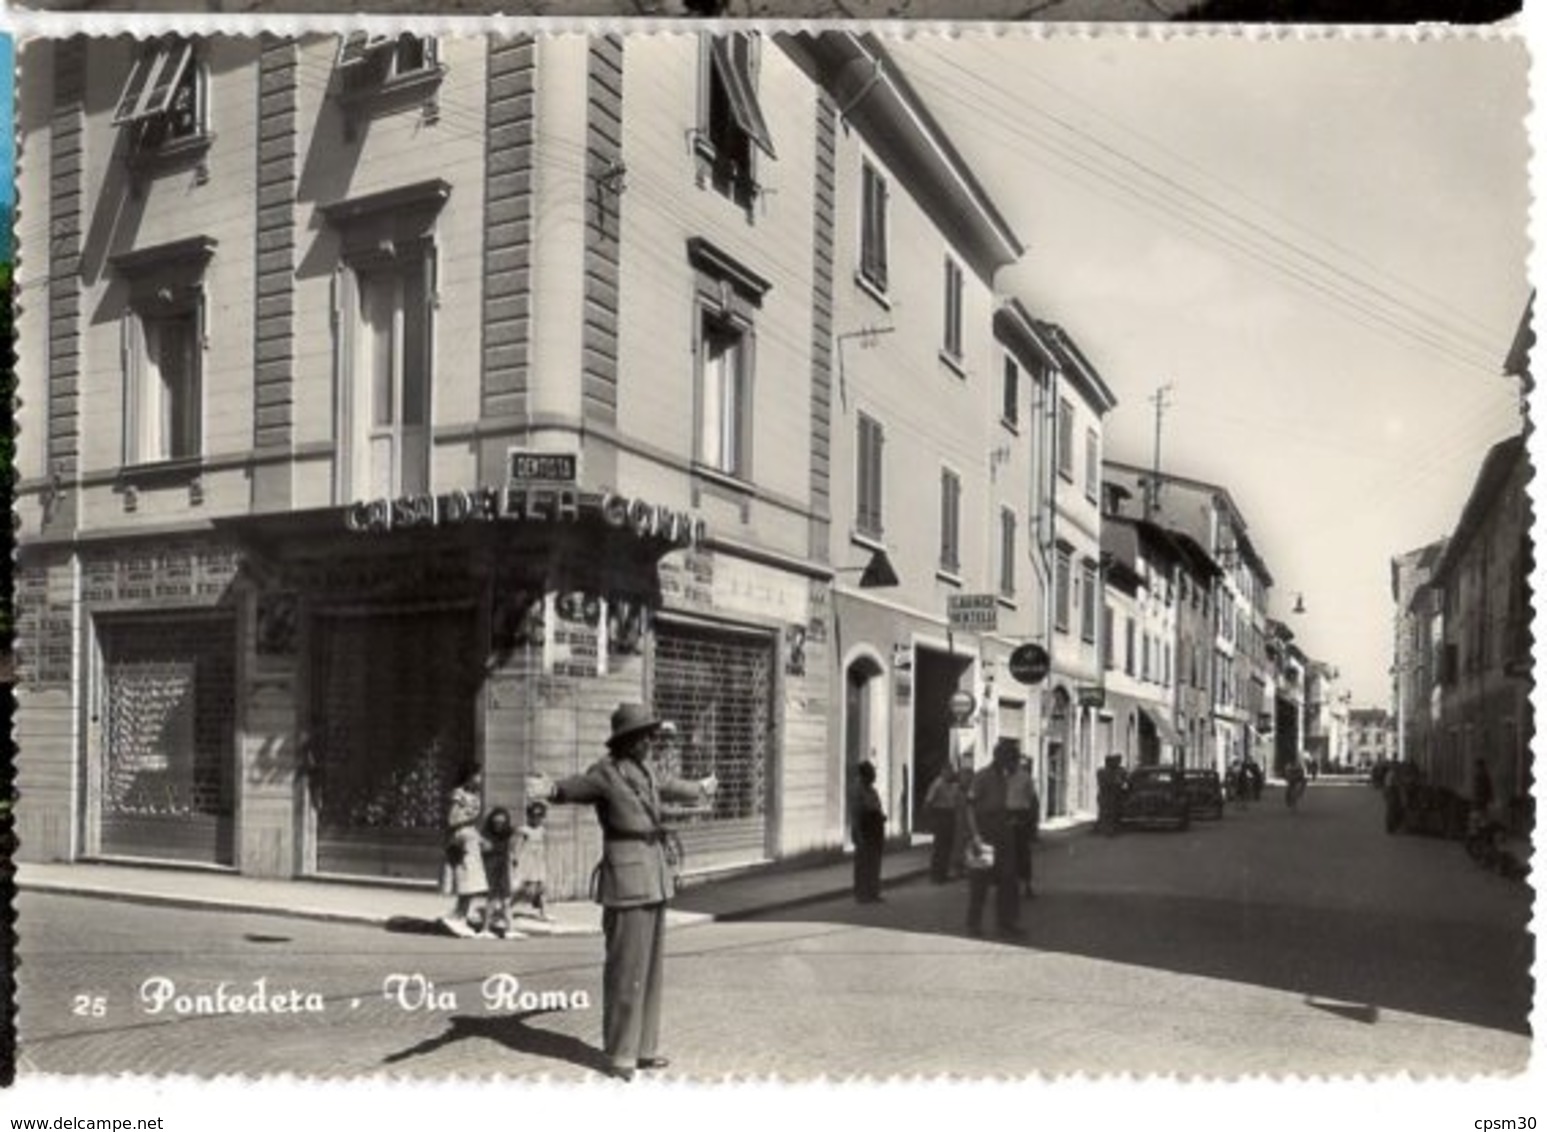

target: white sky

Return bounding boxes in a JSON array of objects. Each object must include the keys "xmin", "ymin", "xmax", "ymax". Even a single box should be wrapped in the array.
[{"xmin": 893, "ymin": 29, "xmax": 1531, "ymax": 706}]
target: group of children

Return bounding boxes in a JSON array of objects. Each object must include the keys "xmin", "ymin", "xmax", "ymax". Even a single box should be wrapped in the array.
[{"xmin": 441, "ymin": 768, "xmax": 551, "ymax": 939}]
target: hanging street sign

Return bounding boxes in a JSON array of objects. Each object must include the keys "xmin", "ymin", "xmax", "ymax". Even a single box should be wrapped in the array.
[
  {"xmin": 947, "ymin": 593, "xmax": 999, "ymax": 633},
  {"xmin": 1007, "ymin": 642, "xmax": 1051, "ymax": 686}
]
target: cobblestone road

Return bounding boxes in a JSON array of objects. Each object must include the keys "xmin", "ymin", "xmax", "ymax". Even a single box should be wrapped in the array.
[{"xmin": 15, "ymin": 786, "xmax": 1532, "ymax": 1079}]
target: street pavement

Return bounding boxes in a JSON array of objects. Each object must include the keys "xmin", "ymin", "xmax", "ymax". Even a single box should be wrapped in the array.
[{"xmin": 14, "ymin": 784, "xmax": 1532, "ymax": 1079}]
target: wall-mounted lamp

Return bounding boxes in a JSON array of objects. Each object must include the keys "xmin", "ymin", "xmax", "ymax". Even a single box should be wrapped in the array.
[{"xmin": 835, "ymin": 547, "xmax": 899, "ymax": 589}]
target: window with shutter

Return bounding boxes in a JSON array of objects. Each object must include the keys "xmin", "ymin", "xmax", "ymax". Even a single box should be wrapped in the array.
[
  {"xmin": 859, "ymin": 161, "xmax": 889, "ymax": 293},
  {"xmin": 1055, "ymin": 548, "xmax": 1072, "ymax": 634},
  {"xmin": 939, "ymin": 469, "xmax": 961, "ymax": 573},
  {"xmin": 856, "ymin": 413, "xmax": 885, "ymax": 539},
  {"xmin": 113, "ymin": 37, "xmax": 205, "ymax": 153},
  {"xmin": 696, "ymin": 34, "xmax": 775, "ymax": 211},
  {"xmin": 1000, "ymin": 509, "xmax": 1016, "ymax": 597},
  {"xmin": 942, "ymin": 257, "xmax": 964, "ymax": 361},
  {"xmin": 1057, "ymin": 398, "xmax": 1075, "ymax": 480}
]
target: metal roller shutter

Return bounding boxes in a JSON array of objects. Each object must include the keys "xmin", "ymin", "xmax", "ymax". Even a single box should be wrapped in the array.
[
  {"xmin": 652, "ymin": 619, "xmax": 776, "ymax": 871},
  {"xmin": 99, "ymin": 613, "xmax": 236, "ymax": 865},
  {"xmin": 311, "ymin": 607, "xmax": 477, "ymax": 880}
]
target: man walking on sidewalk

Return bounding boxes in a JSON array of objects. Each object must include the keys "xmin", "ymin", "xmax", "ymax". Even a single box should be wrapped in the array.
[{"xmin": 965, "ymin": 740, "xmax": 1023, "ymax": 939}]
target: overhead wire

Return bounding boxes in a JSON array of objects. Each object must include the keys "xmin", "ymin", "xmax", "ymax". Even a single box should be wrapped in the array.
[
  {"xmin": 957, "ymin": 47, "xmax": 1513, "ymax": 351},
  {"xmin": 902, "ymin": 53, "xmax": 1512, "ymax": 377}
]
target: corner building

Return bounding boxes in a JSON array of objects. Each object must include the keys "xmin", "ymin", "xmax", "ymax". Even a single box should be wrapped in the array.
[{"xmin": 14, "ymin": 32, "xmax": 856, "ymax": 893}]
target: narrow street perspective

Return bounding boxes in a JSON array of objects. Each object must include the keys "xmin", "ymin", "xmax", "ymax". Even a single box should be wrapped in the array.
[{"xmin": 7, "ymin": 25, "xmax": 1531, "ymax": 1087}]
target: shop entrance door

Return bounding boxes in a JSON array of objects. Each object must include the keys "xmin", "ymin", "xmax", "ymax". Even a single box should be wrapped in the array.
[
  {"xmin": 97, "ymin": 613, "xmax": 237, "ymax": 865},
  {"xmin": 310, "ymin": 607, "xmax": 478, "ymax": 880}
]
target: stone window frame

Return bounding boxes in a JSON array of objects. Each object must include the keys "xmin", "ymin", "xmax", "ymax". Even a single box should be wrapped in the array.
[
  {"xmin": 687, "ymin": 237, "xmax": 771, "ymax": 491},
  {"xmin": 320, "ymin": 179, "xmax": 451, "ymax": 505},
  {"xmin": 110, "ymin": 236, "xmax": 217, "ymax": 485}
]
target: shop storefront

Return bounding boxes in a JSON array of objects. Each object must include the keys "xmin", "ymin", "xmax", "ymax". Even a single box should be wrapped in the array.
[{"xmin": 16, "ymin": 476, "xmax": 833, "ymax": 894}]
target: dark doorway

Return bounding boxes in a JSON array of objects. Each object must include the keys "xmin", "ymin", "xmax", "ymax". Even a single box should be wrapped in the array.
[{"xmin": 911, "ymin": 647, "xmax": 972, "ymax": 833}]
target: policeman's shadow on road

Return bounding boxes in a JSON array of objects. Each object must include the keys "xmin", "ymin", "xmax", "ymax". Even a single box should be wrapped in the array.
[
  {"xmin": 383, "ymin": 915, "xmax": 455, "ymax": 937},
  {"xmin": 381, "ymin": 1008, "xmax": 612, "ymax": 1076}
]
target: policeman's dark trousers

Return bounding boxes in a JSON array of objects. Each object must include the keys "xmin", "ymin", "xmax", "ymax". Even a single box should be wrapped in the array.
[
  {"xmin": 601, "ymin": 902, "xmax": 668, "ymax": 1070},
  {"xmin": 966, "ymin": 831, "xmax": 1020, "ymax": 932}
]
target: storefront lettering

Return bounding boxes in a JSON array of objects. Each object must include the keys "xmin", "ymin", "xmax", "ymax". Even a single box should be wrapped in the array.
[{"xmin": 346, "ymin": 487, "xmax": 704, "ymax": 547}]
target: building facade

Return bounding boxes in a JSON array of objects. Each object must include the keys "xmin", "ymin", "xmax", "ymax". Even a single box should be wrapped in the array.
[
  {"xmin": 15, "ymin": 31, "xmax": 845, "ymax": 890},
  {"xmin": 1390, "ymin": 539, "xmax": 1446, "ymax": 768},
  {"xmin": 1347, "ymin": 707, "xmax": 1394, "ymax": 770},
  {"xmin": 16, "ymin": 31, "xmax": 1092, "ymax": 889},
  {"xmin": 788, "ymin": 33, "xmax": 1036, "ymax": 838},
  {"xmin": 1098, "ymin": 502, "xmax": 1184, "ymax": 769},
  {"xmin": 1426, "ymin": 435, "xmax": 1531, "ymax": 830},
  {"xmin": 1036, "ymin": 326, "xmax": 1118, "ymax": 820},
  {"xmin": 1102, "ymin": 461, "xmax": 1274, "ymax": 777}
]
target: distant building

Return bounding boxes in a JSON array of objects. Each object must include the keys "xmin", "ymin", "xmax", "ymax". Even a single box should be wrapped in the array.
[
  {"xmin": 1390, "ymin": 539, "xmax": 1447, "ymax": 768},
  {"xmin": 1103, "ymin": 461, "xmax": 1274, "ymax": 777},
  {"xmin": 1347, "ymin": 707, "xmax": 1394, "ymax": 769},
  {"xmin": 1099, "ymin": 498, "xmax": 1186, "ymax": 769}
]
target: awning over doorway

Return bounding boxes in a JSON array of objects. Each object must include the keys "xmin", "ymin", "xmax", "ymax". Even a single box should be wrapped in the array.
[{"xmin": 1139, "ymin": 704, "xmax": 1184, "ymax": 747}]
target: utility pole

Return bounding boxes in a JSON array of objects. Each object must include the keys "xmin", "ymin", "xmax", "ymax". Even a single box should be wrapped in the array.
[{"xmin": 1146, "ymin": 383, "xmax": 1174, "ymax": 520}]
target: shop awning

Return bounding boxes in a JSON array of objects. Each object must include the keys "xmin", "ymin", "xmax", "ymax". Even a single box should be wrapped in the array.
[{"xmin": 1139, "ymin": 704, "xmax": 1184, "ymax": 747}]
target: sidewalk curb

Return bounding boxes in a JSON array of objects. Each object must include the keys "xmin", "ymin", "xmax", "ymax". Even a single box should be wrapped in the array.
[
  {"xmin": 20, "ymin": 823, "xmax": 1094, "ymax": 929},
  {"xmin": 695, "ymin": 863, "xmax": 934, "ymax": 922},
  {"xmin": 18, "ymin": 880, "xmax": 404, "ymax": 929},
  {"xmin": 16, "ymin": 879, "xmax": 626, "ymax": 935}
]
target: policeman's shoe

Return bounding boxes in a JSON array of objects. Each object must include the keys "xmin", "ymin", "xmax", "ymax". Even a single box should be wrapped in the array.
[
  {"xmin": 637, "ymin": 1057, "xmax": 671, "ymax": 1071},
  {"xmin": 603, "ymin": 1065, "xmax": 636, "ymax": 1082}
]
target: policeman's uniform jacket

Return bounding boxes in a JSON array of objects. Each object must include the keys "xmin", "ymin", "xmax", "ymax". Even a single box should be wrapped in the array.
[{"xmin": 552, "ymin": 757, "xmax": 706, "ymax": 907}]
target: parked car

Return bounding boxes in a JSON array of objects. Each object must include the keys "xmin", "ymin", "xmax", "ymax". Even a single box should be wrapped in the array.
[
  {"xmin": 1118, "ymin": 767, "xmax": 1192, "ymax": 831},
  {"xmin": 1181, "ymin": 768, "xmax": 1225, "ymax": 820}
]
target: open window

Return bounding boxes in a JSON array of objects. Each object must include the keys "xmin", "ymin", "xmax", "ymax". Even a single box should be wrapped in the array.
[
  {"xmin": 335, "ymin": 32, "xmax": 440, "ymax": 85},
  {"xmin": 333, "ymin": 32, "xmax": 443, "ymax": 128},
  {"xmin": 114, "ymin": 37, "xmax": 206, "ymax": 154},
  {"xmin": 694, "ymin": 34, "xmax": 776, "ymax": 211}
]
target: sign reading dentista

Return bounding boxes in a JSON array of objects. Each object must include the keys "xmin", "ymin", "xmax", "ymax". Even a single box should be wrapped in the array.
[{"xmin": 344, "ymin": 486, "xmax": 706, "ymax": 548}]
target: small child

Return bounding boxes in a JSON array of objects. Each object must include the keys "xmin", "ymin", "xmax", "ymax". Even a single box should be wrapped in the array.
[
  {"xmin": 480, "ymin": 807, "xmax": 527, "ymax": 940},
  {"xmin": 511, "ymin": 800, "xmax": 552, "ymax": 922},
  {"xmin": 440, "ymin": 766, "xmax": 490, "ymax": 939}
]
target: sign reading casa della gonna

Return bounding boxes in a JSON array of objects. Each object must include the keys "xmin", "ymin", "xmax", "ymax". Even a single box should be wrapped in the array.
[{"xmin": 343, "ymin": 484, "xmax": 707, "ymax": 548}]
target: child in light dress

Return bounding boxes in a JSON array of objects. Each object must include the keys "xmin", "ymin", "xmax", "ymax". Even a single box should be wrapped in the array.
[
  {"xmin": 511, "ymin": 800, "xmax": 552, "ymax": 922},
  {"xmin": 440, "ymin": 766, "xmax": 489, "ymax": 938}
]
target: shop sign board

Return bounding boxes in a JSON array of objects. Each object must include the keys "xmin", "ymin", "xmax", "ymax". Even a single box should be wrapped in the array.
[
  {"xmin": 344, "ymin": 485, "xmax": 705, "ymax": 548},
  {"xmin": 1008, "ymin": 643, "xmax": 1051, "ymax": 686},
  {"xmin": 947, "ymin": 593, "xmax": 998, "ymax": 632},
  {"xmin": 507, "ymin": 449, "xmax": 578, "ymax": 485}
]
